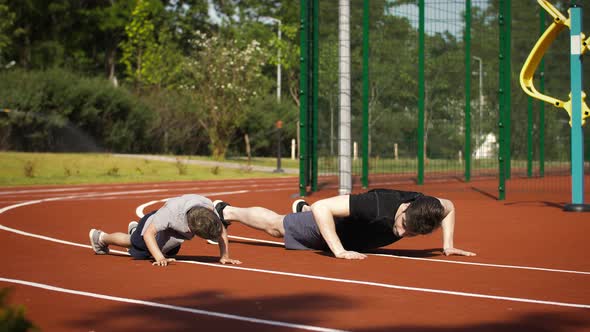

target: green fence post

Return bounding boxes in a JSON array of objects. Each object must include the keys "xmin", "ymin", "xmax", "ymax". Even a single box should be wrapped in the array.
[
  {"xmin": 299, "ymin": 0, "xmax": 309, "ymax": 197},
  {"xmin": 464, "ymin": 0, "xmax": 472, "ymax": 182},
  {"xmin": 539, "ymin": 8, "xmax": 546, "ymax": 177},
  {"xmin": 361, "ymin": 0, "xmax": 369, "ymax": 189},
  {"xmin": 498, "ymin": 0, "xmax": 507, "ymax": 200},
  {"xmin": 311, "ymin": 0, "xmax": 319, "ymax": 192},
  {"xmin": 417, "ymin": 0, "xmax": 425, "ymax": 185},
  {"xmin": 505, "ymin": 0, "xmax": 512, "ymax": 179}
]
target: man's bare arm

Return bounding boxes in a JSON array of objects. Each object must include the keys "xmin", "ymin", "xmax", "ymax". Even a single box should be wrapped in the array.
[
  {"xmin": 438, "ymin": 198, "xmax": 476, "ymax": 257},
  {"xmin": 311, "ymin": 195, "xmax": 367, "ymax": 260},
  {"xmin": 217, "ymin": 225, "xmax": 241, "ymax": 265}
]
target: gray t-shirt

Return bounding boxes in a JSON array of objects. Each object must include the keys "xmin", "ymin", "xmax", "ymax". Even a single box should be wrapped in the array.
[{"xmin": 141, "ymin": 194, "xmax": 217, "ymax": 254}]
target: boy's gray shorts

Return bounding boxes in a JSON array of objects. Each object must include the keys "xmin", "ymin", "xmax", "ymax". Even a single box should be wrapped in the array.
[{"xmin": 282, "ymin": 211, "xmax": 328, "ymax": 251}]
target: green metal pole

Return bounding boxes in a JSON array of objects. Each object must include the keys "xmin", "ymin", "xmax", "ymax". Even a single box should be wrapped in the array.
[
  {"xmin": 311, "ymin": 0, "xmax": 319, "ymax": 192},
  {"xmin": 505, "ymin": 0, "xmax": 512, "ymax": 179},
  {"xmin": 417, "ymin": 0, "xmax": 425, "ymax": 185},
  {"xmin": 539, "ymin": 9, "xmax": 546, "ymax": 177},
  {"xmin": 299, "ymin": 0, "xmax": 309, "ymax": 197},
  {"xmin": 498, "ymin": 0, "xmax": 507, "ymax": 200},
  {"xmin": 361, "ymin": 0, "xmax": 369, "ymax": 189},
  {"xmin": 527, "ymin": 96, "xmax": 533, "ymax": 177},
  {"xmin": 464, "ymin": 0, "xmax": 472, "ymax": 182}
]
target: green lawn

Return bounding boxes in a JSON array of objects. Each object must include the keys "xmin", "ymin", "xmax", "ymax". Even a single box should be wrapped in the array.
[{"xmin": 0, "ymin": 152, "xmax": 293, "ymax": 187}]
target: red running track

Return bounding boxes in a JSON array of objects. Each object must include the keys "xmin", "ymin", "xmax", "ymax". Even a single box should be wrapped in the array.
[{"xmin": 1, "ymin": 176, "xmax": 589, "ymax": 331}]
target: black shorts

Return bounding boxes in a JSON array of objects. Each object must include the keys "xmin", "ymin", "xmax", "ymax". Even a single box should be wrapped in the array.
[
  {"xmin": 282, "ymin": 212, "xmax": 329, "ymax": 251},
  {"xmin": 128, "ymin": 210, "xmax": 181, "ymax": 259}
]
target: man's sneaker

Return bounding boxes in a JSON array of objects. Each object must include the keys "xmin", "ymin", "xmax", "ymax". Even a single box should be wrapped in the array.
[
  {"xmin": 213, "ymin": 200, "xmax": 231, "ymax": 228},
  {"xmin": 292, "ymin": 199, "xmax": 310, "ymax": 213},
  {"xmin": 89, "ymin": 229, "xmax": 109, "ymax": 254},
  {"xmin": 128, "ymin": 221, "xmax": 138, "ymax": 236}
]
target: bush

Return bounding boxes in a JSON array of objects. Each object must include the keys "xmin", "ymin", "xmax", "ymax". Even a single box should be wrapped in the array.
[
  {"xmin": 0, "ymin": 68, "xmax": 153, "ymax": 152},
  {"xmin": 0, "ymin": 288, "xmax": 36, "ymax": 332}
]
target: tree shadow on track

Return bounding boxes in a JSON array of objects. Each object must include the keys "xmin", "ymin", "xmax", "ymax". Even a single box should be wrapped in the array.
[
  {"xmin": 67, "ymin": 290, "xmax": 352, "ymax": 331},
  {"xmin": 358, "ymin": 310, "xmax": 589, "ymax": 332}
]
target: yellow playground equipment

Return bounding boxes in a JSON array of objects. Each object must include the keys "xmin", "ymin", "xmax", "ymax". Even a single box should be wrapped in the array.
[{"xmin": 519, "ymin": 0, "xmax": 590, "ymax": 126}]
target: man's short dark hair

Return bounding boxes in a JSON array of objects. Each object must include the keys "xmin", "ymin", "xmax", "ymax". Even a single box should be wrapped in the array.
[
  {"xmin": 186, "ymin": 206, "xmax": 222, "ymax": 240},
  {"xmin": 404, "ymin": 196, "xmax": 445, "ymax": 235}
]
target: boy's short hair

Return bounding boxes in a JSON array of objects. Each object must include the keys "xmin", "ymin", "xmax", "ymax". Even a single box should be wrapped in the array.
[
  {"xmin": 186, "ymin": 206, "xmax": 222, "ymax": 240},
  {"xmin": 404, "ymin": 196, "xmax": 445, "ymax": 235}
]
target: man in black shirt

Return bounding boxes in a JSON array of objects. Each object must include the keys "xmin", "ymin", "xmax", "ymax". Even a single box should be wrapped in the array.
[{"xmin": 215, "ymin": 189, "xmax": 475, "ymax": 260}]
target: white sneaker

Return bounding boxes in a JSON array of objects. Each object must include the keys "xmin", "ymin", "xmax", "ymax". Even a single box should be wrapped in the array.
[
  {"xmin": 89, "ymin": 229, "xmax": 109, "ymax": 254},
  {"xmin": 128, "ymin": 221, "xmax": 138, "ymax": 235},
  {"xmin": 292, "ymin": 199, "xmax": 310, "ymax": 213}
]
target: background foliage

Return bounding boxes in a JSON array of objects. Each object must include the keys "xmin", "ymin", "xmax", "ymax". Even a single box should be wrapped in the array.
[{"xmin": 0, "ymin": 0, "xmax": 587, "ymax": 163}]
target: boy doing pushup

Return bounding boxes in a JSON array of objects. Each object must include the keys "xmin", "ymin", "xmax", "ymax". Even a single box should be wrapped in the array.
[{"xmin": 89, "ymin": 194, "xmax": 241, "ymax": 266}]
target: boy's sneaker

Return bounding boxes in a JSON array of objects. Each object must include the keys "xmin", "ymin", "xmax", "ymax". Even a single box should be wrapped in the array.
[
  {"xmin": 292, "ymin": 199, "xmax": 310, "ymax": 213},
  {"xmin": 213, "ymin": 200, "xmax": 232, "ymax": 228},
  {"xmin": 89, "ymin": 229, "xmax": 109, "ymax": 254},
  {"xmin": 128, "ymin": 221, "xmax": 138, "ymax": 236}
]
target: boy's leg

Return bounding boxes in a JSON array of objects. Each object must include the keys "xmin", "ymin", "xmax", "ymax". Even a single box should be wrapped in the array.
[
  {"xmin": 102, "ymin": 232, "xmax": 132, "ymax": 247},
  {"xmin": 223, "ymin": 206, "xmax": 285, "ymax": 238}
]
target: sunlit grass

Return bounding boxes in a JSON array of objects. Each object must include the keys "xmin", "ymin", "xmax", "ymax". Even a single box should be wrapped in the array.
[{"xmin": 0, "ymin": 152, "xmax": 293, "ymax": 187}]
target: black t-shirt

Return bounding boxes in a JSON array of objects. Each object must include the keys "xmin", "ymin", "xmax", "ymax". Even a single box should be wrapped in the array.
[{"xmin": 334, "ymin": 189, "xmax": 423, "ymax": 250}]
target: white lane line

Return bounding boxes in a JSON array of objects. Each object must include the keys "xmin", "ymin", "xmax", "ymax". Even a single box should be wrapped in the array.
[
  {"xmin": 0, "ymin": 224, "xmax": 91, "ymax": 249},
  {"xmin": 135, "ymin": 203, "xmax": 590, "ymax": 277},
  {"xmin": 3, "ymin": 192, "xmax": 590, "ymax": 310},
  {"xmin": 134, "ymin": 190, "xmax": 250, "ymax": 217},
  {"xmin": 201, "ymin": 233, "xmax": 590, "ymax": 276},
  {"xmin": 0, "ymin": 187, "xmax": 91, "ymax": 196},
  {"xmin": 0, "ymin": 189, "xmax": 166, "ymax": 215},
  {"xmin": 368, "ymin": 253, "xmax": 590, "ymax": 275},
  {"xmin": 0, "ymin": 277, "xmax": 347, "ymax": 332},
  {"xmin": 2, "ymin": 222, "xmax": 590, "ymax": 309}
]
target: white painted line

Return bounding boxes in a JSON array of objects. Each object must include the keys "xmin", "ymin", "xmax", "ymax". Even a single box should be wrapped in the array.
[
  {"xmin": 3, "ymin": 192, "xmax": 590, "ymax": 310},
  {"xmin": 3, "ymin": 222, "xmax": 589, "ymax": 309},
  {"xmin": 134, "ymin": 190, "xmax": 250, "ymax": 217},
  {"xmin": 0, "ymin": 277, "xmax": 348, "ymax": 332},
  {"xmin": 173, "ymin": 260, "xmax": 590, "ymax": 309},
  {"xmin": 217, "ymin": 234, "xmax": 590, "ymax": 276},
  {"xmin": 369, "ymin": 253, "xmax": 590, "ymax": 275},
  {"xmin": 0, "ymin": 224, "xmax": 91, "ymax": 250},
  {"xmin": 0, "ymin": 187, "xmax": 91, "ymax": 196},
  {"xmin": 0, "ymin": 189, "xmax": 166, "ymax": 215}
]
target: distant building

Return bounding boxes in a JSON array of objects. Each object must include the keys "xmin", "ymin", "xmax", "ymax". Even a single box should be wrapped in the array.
[{"xmin": 474, "ymin": 133, "xmax": 497, "ymax": 159}]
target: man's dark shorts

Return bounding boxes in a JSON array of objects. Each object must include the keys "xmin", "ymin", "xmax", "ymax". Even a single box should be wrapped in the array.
[
  {"xmin": 128, "ymin": 210, "xmax": 181, "ymax": 259},
  {"xmin": 282, "ymin": 211, "xmax": 328, "ymax": 251}
]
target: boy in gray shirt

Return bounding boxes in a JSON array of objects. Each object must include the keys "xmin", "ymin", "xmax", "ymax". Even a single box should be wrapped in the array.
[{"xmin": 89, "ymin": 194, "xmax": 241, "ymax": 266}]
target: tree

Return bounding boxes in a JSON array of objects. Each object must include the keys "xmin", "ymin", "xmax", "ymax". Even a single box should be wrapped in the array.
[
  {"xmin": 180, "ymin": 31, "xmax": 270, "ymax": 159},
  {"xmin": 0, "ymin": 1, "xmax": 15, "ymax": 63}
]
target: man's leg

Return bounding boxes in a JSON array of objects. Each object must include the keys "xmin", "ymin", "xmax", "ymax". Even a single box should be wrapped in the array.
[{"xmin": 223, "ymin": 206, "xmax": 285, "ymax": 238}]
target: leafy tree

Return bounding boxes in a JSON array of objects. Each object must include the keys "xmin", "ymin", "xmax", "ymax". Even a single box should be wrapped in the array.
[
  {"xmin": 180, "ymin": 31, "xmax": 270, "ymax": 159},
  {"xmin": 0, "ymin": 1, "xmax": 15, "ymax": 63}
]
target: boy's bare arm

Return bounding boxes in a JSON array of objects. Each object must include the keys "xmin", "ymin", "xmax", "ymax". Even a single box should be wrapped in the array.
[
  {"xmin": 143, "ymin": 223, "xmax": 176, "ymax": 266},
  {"xmin": 438, "ymin": 198, "xmax": 476, "ymax": 257},
  {"xmin": 217, "ymin": 226, "xmax": 241, "ymax": 265},
  {"xmin": 311, "ymin": 195, "xmax": 367, "ymax": 260}
]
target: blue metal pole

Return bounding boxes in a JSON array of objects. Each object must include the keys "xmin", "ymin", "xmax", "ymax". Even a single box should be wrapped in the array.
[{"xmin": 564, "ymin": 3, "xmax": 590, "ymax": 212}]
